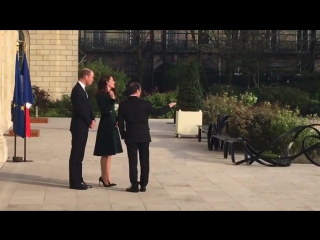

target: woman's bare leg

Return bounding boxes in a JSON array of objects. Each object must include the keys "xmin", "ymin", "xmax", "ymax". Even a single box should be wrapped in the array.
[
  {"xmin": 100, "ymin": 156, "xmax": 108, "ymax": 182},
  {"xmin": 106, "ymin": 156, "xmax": 112, "ymax": 183}
]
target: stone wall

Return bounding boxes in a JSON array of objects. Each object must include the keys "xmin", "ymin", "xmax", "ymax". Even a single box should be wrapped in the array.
[
  {"xmin": 0, "ymin": 30, "xmax": 18, "ymax": 163},
  {"xmin": 28, "ymin": 30, "xmax": 79, "ymax": 100}
]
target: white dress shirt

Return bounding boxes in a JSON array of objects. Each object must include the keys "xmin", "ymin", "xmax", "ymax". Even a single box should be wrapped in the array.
[{"xmin": 78, "ymin": 81, "xmax": 88, "ymax": 98}]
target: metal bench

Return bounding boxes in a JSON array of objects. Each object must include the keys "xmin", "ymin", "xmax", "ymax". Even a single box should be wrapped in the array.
[
  {"xmin": 233, "ymin": 124, "xmax": 320, "ymax": 167},
  {"xmin": 197, "ymin": 114, "xmax": 230, "ymax": 144},
  {"xmin": 198, "ymin": 114, "xmax": 243, "ymax": 161},
  {"xmin": 197, "ymin": 125, "xmax": 209, "ymax": 142},
  {"xmin": 197, "ymin": 124, "xmax": 216, "ymax": 151},
  {"xmin": 211, "ymin": 133, "xmax": 242, "ymax": 159}
]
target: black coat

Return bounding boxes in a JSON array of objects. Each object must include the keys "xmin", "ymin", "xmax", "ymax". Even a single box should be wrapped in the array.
[
  {"xmin": 70, "ymin": 82, "xmax": 95, "ymax": 134},
  {"xmin": 93, "ymin": 93, "xmax": 123, "ymax": 156},
  {"xmin": 118, "ymin": 96, "xmax": 170, "ymax": 143}
]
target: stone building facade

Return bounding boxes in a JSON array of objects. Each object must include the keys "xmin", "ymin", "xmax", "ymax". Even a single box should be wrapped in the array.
[
  {"xmin": 28, "ymin": 30, "xmax": 79, "ymax": 100},
  {"xmin": 0, "ymin": 30, "xmax": 79, "ymax": 164},
  {"xmin": 0, "ymin": 30, "xmax": 17, "ymax": 164}
]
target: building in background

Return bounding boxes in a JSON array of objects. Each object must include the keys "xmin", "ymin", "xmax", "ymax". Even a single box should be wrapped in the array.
[
  {"xmin": 79, "ymin": 30, "xmax": 320, "ymax": 90},
  {"xmin": 0, "ymin": 30, "xmax": 79, "ymax": 164},
  {"xmin": 0, "ymin": 30, "xmax": 17, "ymax": 163},
  {"xmin": 24, "ymin": 30, "xmax": 79, "ymax": 100}
]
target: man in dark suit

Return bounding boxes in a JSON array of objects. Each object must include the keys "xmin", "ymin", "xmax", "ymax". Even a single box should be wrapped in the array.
[
  {"xmin": 118, "ymin": 82, "xmax": 176, "ymax": 192},
  {"xmin": 69, "ymin": 68, "xmax": 96, "ymax": 190}
]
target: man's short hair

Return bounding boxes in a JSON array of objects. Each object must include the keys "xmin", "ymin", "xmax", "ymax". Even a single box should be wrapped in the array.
[
  {"xmin": 127, "ymin": 82, "xmax": 141, "ymax": 95},
  {"xmin": 79, "ymin": 68, "xmax": 92, "ymax": 79}
]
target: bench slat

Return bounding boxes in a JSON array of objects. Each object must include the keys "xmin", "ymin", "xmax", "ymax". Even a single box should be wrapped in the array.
[
  {"xmin": 212, "ymin": 134, "xmax": 239, "ymax": 143},
  {"xmin": 197, "ymin": 125, "xmax": 209, "ymax": 132}
]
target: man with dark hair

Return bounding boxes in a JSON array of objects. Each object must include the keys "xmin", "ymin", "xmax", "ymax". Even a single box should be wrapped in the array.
[
  {"xmin": 69, "ymin": 68, "xmax": 96, "ymax": 190},
  {"xmin": 118, "ymin": 82, "xmax": 176, "ymax": 192}
]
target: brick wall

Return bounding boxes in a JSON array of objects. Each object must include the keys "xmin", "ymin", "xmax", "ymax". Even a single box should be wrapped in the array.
[{"xmin": 28, "ymin": 30, "xmax": 78, "ymax": 100}]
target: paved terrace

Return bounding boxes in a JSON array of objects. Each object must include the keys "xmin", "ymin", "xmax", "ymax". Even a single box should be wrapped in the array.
[{"xmin": 1, "ymin": 118, "xmax": 320, "ymax": 211}]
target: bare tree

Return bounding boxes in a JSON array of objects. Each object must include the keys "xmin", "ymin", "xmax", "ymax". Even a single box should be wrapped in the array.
[
  {"xmin": 117, "ymin": 30, "xmax": 151, "ymax": 86},
  {"xmin": 189, "ymin": 30, "xmax": 317, "ymax": 87}
]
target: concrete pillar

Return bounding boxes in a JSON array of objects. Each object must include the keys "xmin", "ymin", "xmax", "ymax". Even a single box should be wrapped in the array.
[{"xmin": 0, "ymin": 30, "xmax": 18, "ymax": 164}]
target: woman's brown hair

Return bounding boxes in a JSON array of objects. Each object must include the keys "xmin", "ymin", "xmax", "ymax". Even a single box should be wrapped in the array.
[{"xmin": 96, "ymin": 75, "xmax": 116, "ymax": 96}]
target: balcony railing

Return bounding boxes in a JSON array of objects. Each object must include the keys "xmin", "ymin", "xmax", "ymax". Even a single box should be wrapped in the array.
[
  {"xmin": 79, "ymin": 36, "xmax": 200, "ymax": 53},
  {"xmin": 79, "ymin": 37, "xmax": 320, "ymax": 54}
]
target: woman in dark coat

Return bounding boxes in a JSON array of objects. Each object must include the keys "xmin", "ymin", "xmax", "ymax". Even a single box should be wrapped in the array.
[{"xmin": 93, "ymin": 75, "xmax": 123, "ymax": 187}]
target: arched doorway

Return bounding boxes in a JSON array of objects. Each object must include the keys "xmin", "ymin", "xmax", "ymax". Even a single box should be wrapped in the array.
[
  {"xmin": 17, "ymin": 30, "xmax": 30, "ymax": 69},
  {"xmin": 153, "ymin": 62, "xmax": 174, "ymax": 92},
  {"xmin": 18, "ymin": 30, "xmax": 25, "ymax": 68}
]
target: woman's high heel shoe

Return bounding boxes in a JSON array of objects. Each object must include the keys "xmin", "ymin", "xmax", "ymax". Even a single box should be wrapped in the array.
[
  {"xmin": 99, "ymin": 177, "xmax": 111, "ymax": 187},
  {"xmin": 108, "ymin": 181, "xmax": 117, "ymax": 187}
]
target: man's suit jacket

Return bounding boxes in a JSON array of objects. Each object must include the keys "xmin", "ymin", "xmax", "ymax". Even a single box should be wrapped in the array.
[
  {"xmin": 70, "ymin": 82, "xmax": 95, "ymax": 134},
  {"xmin": 118, "ymin": 96, "xmax": 170, "ymax": 143}
]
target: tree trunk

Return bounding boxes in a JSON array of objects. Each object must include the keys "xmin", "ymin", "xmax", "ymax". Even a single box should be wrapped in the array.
[
  {"xmin": 252, "ymin": 73, "xmax": 258, "ymax": 88},
  {"xmin": 309, "ymin": 30, "xmax": 316, "ymax": 72},
  {"xmin": 137, "ymin": 32, "xmax": 143, "ymax": 86},
  {"xmin": 226, "ymin": 59, "xmax": 232, "ymax": 84}
]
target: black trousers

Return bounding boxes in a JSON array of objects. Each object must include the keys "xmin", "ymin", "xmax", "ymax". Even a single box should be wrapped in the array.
[
  {"xmin": 126, "ymin": 142, "xmax": 150, "ymax": 187},
  {"xmin": 69, "ymin": 131, "xmax": 88, "ymax": 186}
]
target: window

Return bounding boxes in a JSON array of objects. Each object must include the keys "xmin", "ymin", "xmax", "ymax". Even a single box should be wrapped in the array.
[
  {"xmin": 93, "ymin": 30, "xmax": 105, "ymax": 41},
  {"xmin": 166, "ymin": 30, "xmax": 188, "ymax": 43},
  {"xmin": 129, "ymin": 30, "xmax": 150, "ymax": 45},
  {"xmin": 271, "ymin": 30, "xmax": 278, "ymax": 51}
]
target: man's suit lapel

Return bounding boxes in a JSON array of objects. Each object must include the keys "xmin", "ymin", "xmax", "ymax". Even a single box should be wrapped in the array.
[{"xmin": 76, "ymin": 82, "xmax": 89, "ymax": 100}]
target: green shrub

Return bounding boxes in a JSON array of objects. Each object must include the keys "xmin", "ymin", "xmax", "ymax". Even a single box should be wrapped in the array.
[
  {"xmin": 144, "ymin": 90, "xmax": 177, "ymax": 119},
  {"xmin": 176, "ymin": 60, "xmax": 203, "ymax": 111},
  {"xmin": 52, "ymin": 94, "xmax": 73, "ymax": 117},
  {"xmin": 291, "ymin": 71, "xmax": 320, "ymax": 98},
  {"xmin": 202, "ymin": 93, "xmax": 246, "ymax": 124},
  {"xmin": 251, "ymin": 86, "xmax": 314, "ymax": 115},
  {"xmin": 239, "ymin": 92, "xmax": 258, "ymax": 106},
  {"xmin": 207, "ymin": 84, "xmax": 320, "ymax": 117},
  {"xmin": 31, "ymin": 85, "xmax": 51, "ymax": 115},
  {"xmin": 202, "ymin": 93, "xmax": 319, "ymax": 156},
  {"xmin": 207, "ymin": 84, "xmax": 246, "ymax": 97},
  {"xmin": 166, "ymin": 59, "xmax": 208, "ymax": 91},
  {"xmin": 166, "ymin": 61, "xmax": 188, "ymax": 91}
]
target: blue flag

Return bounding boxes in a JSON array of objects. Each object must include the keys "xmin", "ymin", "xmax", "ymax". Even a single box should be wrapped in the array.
[
  {"xmin": 21, "ymin": 53, "xmax": 34, "ymax": 138},
  {"xmin": 21, "ymin": 53, "xmax": 34, "ymax": 106},
  {"xmin": 12, "ymin": 52, "xmax": 25, "ymax": 138}
]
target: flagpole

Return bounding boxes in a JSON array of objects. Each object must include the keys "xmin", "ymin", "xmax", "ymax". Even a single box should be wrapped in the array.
[
  {"xmin": 24, "ymin": 103, "xmax": 26, "ymax": 162},
  {"xmin": 14, "ymin": 41, "xmax": 18, "ymax": 159},
  {"xmin": 23, "ymin": 42, "xmax": 27, "ymax": 162},
  {"xmin": 11, "ymin": 40, "xmax": 23, "ymax": 162}
]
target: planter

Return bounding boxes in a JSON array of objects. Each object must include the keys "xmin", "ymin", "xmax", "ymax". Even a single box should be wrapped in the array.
[
  {"xmin": 5, "ymin": 129, "xmax": 40, "ymax": 137},
  {"xmin": 175, "ymin": 110, "xmax": 202, "ymax": 138},
  {"xmin": 30, "ymin": 117, "xmax": 49, "ymax": 123},
  {"xmin": 174, "ymin": 110, "xmax": 177, "ymax": 123}
]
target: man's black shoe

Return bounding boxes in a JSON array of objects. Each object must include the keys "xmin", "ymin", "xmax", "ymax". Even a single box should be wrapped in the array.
[
  {"xmin": 126, "ymin": 186, "xmax": 139, "ymax": 193},
  {"xmin": 70, "ymin": 185, "xmax": 87, "ymax": 190},
  {"xmin": 82, "ymin": 181, "xmax": 92, "ymax": 188},
  {"xmin": 140, "ymin": 187, "xmax": 146, "ymax": 192}
]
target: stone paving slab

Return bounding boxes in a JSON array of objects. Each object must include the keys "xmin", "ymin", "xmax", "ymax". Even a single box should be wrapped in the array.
[{"xmin": 1, "ymin": 118, "xmax": 320, "ymax": 211}]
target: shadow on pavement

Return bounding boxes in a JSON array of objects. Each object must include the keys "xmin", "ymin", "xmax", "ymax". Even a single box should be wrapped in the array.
[
  {"xmin": 0, "ymin": 171, "xmax": 131, "ymax": 191},
  {"xmin": 0, "ymin": 171, "xmax": 70, "ymax": 189}
]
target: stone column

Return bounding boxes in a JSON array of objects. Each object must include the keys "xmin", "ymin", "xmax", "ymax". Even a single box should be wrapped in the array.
[
  {"xmin": 0, "ymin": 30, "xmax": 18, "ymax": 163},
  {"xmin": 0, "ymin": 30, "xmax": 7, "ymax": 163}
]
